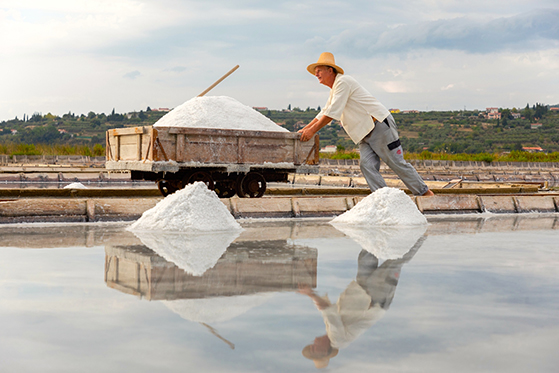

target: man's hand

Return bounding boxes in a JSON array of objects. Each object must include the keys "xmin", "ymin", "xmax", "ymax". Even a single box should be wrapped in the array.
[
  {"xmin": 298, "ymin": 115, "xmax": 333, "ymax": 142},
  {"xmin": 298, "ymin": 283, "xmax": 315, "ymax": 296},
  {"xmin": 298, "ymin": 126, "xmax": 316, "ymax": 142}
]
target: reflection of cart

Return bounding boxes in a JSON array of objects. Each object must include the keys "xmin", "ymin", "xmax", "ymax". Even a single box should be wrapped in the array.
[
  {"xmin": 104, "ymin": 240, "xmax": 317, "ymax": 300},
  {"xmin": 105, "ymin": 126, "xmax": 319, "ymax": 197}
]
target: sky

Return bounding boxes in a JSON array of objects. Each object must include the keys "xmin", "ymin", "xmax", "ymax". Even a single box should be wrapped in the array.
[{"xmin": 1, "ymin": 0, "xmax": 559, "ymax": 121}]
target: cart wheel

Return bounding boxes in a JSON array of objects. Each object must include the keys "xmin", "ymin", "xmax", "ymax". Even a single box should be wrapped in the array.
[
  {"xmin": 214, "ymin": 181, "xmax": 236, "ymax": 198},
  {"xmin": 157, "ymin": 179, "xmax": 180, "ymax": 197},
  {"xmin": 238, "ymin": 172, "xmax": 266, "ymax": 198},
  {"xmin": 187, "ymin": 171, "xmax": 214, "ymax": 190}
]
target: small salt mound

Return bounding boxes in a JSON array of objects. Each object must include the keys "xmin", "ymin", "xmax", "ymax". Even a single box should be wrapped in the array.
[
  {"xmin": 153, "ymin": 96, "xmax": 288, "ymax": 132},
  {"xmin": 331, "ymin": 187, "xmax": 427, "ymax": 226},
  {"xmin": 63, "ymin": 182, "xmax": 87, "ymax": 189},
  {"xmin": 128, "ymin": 181, "xmax": 242, "ymax": 232},
  {"xmin": 332, "ymin": 225, "xmax": 427, "ymax": 261},
  {"xmin": 133, "ymin": 230, "xmax": 240, "ymax": 276}
]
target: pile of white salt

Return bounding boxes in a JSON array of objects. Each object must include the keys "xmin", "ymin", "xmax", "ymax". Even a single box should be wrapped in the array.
[
  {"xmin": 128, "ymin": 181, "xmax": 242, "ymax": 233},
  {"xmin": 63, "ymin": 182, "xmax": 87, "ymax": 189},
  {"xmin": 153, "ymin": 96, "xmax": 288, "ymax": 132},
  {"xmin": 331, "ymin": 187, "xmax": 427, "ymax": 226}
]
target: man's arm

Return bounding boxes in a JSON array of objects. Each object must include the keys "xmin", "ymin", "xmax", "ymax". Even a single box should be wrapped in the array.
[
  {"xmin": 298, "ymin": 284, "xmax": 331, "ymax": 310},
  {"xmin": 298, "ymin": 115, "xmax": 333, "ymax": 142}
]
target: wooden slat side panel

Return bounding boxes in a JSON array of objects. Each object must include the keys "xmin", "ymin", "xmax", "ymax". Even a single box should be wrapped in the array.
[
  {"xmin": 240, "ymin": 136, "xmax": 296, "ymax": 164},
  {"xmin": 167, "ymin": 126, "xmax": 299, "ymax": 139}
]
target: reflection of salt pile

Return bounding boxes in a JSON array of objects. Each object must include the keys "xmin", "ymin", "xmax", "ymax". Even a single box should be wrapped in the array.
[
  {"xmin": 153, "ymin": 96, "xmax": 288, "ymax": 132},
  {"xmin": 332, "ymin": 225, "xmax": 427, "ymax": 260},
  {"xmin": 163, "ymin": 293, "xmax": 273, "ymax": 323},
  {"xmin": 128, "ymin": 182, "xmax": 242, "ymax": 232},
  {"xmin": 331, "ymin": 187, "xmax": 427, "ymax": 226},
  {"xmin": 63, "ymin": 182, "xmax": 87, "ymax": 189},
  {"xmin": 133, "ymin": 230, "xmax": 240, "ymax": 276}
]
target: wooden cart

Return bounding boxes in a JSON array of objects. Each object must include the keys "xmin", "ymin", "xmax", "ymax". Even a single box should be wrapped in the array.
[{"xmin": 106, "ymin": 126, "xmax": 319, "ymax": 197}]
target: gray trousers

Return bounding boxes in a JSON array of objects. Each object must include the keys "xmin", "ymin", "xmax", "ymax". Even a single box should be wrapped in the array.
[{"xmin": 359, "ymin": 115, "xmax": 429, "ymax": 196}]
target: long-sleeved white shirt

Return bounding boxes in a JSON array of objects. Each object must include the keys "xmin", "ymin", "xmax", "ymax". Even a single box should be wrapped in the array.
[
  {"xmin": 317, "ymin": 74, "xmax": 391, "ymax": 144},
  {"xmin": 318, "ymin": 281, "xmax": 386, "ymax": 350}
]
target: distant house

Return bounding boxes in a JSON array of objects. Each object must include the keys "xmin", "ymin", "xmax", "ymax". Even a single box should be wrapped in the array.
[
  {"xmin": 486, "ymin": 107, "xmax": 501, "ymax": 120},
  {"xmin": 511, "ymin": 112, "xmax": 521, "ymax": 119},
  {"xmin": 152, "ymin": 108, "xmax": 170, "ymax": 112},
  {"xmin": 389, "ymin": 108, "xmax": 400, "ymax": 113},
  {"xmin": 320, "ymin": 145, "xmax": 337, "ymax": 153},
  {"xmin": 531, "ymin": 123, "xmax": 543, "ymax": 130},
  {"xmin": 522, "ymin": 146, "xmax": 544, "ymax": 153},
  {"xmin": 402, "ymin": 110, "xmax": 419, "ymax": 114},
  {"xmin": 252, "ymin": 107, "xmax": 268, "ymax": 111},
  {"xmin": 550, "ymin": 107, "xmax": 559, "ymax": 112},
  {"xmin": 58, "ymin": 129, "xmax": 68, "ymax": 134},
  {"xmin": 10, "ymin": 129, "xmax": 17, "ymax": 135}
]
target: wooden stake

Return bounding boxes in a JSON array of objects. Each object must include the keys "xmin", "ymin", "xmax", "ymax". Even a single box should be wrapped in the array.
[{"xmin": 197, "ymin": 65, "xmax": 240, "ymax": 97}]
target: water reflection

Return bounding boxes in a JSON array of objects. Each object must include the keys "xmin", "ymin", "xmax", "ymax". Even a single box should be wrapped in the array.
[
  {"xmin": 105, "ymin": 235, "xmax": 318, "ymax": 348},
  {"xmin": 299, "ymin": 227, "xmax": 426, "ymax": 368},
  {"xmin": 131, "ymin": 231, "xmax": 241, "ymax": 276}
]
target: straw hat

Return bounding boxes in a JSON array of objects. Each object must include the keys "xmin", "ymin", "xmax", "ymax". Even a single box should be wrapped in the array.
[
  {"xmin": 302, "ymin": 345, "xmax": 339, "ymax": 369},
  {"xmin": 307, "ymin": 52, "xmax": 344, "ymax": 75}
]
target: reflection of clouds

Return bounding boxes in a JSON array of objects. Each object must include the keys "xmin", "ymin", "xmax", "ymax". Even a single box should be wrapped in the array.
[
  {"xmin": 133, "ymin": 230, "xmax": 240, "ymax": 276},
  {"xmin": 331, "ymin": 224, "xmax": 427, "ymax": 261},
  {"xmin": 163, "ymin": 293, "xmax": 273, "ymax": 324}
]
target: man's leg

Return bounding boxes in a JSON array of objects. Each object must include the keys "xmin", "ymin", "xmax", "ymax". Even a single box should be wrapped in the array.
[
  {"xmin": 368, "ymin": 116, "xmax": 430, "ymax": 196},
  {"xmin": 359, "ymin": 132, "xmax": 388, "ymax": 192}
]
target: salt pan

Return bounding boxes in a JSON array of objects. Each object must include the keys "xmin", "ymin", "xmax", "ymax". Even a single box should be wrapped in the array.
[
  {"xmin": 331, "ymin": 187, "xmax": 427, "ymax": 226},
  {"xmin": 153, "ymin": 96, "xmax": 288, "ymax": 132},
  {"xmin": 128, "ymin": 181, "xmax": 242, "ymax": 232}
]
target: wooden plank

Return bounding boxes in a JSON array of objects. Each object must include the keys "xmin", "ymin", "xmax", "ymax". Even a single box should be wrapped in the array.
[
  {"xmin": 109, "ymin": 127, "xmax": 148, "ymax": 136},
  {"xmin": 167, "ymin": 126, "xmax": 300, "ymax": 139},
  {"xmin": 479, "ymin": 195, "xmax": 516, "ymax": 213},
  {"xmin": 417, "ymin": 195, "xmax": 481, "ymax": 213},
  {"xmin": 515, "ymin": 196, "xmax": 556, "ymax": 213},
  {"xmin": 176, "ymin": 134, "xmax": 186, "ymax": 161}
]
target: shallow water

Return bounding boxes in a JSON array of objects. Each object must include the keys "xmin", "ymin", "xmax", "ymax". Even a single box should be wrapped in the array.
[{"xmin": 1, "ymin": 216, "xmax": 558, "ymax": 372}]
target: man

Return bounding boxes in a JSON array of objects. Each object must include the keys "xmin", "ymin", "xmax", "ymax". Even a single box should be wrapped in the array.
[{"xmin": 299, "ymin": 52, "xmax": 434, "ymax": 196}]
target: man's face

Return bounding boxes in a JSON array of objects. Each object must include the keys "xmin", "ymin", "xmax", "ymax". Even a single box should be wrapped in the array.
[
  {"xmin": 314, "ymin": 65, "xmax": 335, "ymax": 86},
  {"xmin": 309, "ymin": 335, "xmax": 331, "ymax": 357}
]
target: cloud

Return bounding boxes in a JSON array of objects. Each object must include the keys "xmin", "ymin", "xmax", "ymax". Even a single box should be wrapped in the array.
[
  {"xmin": 319, "ymin": 9, "xmax": 559, "ymax": 57},
  {"xmin": 123, "ymin": 70, "xmax": 141, "ymax": 79},
  {"xmin": 164, "ymin": 66, "xmax": 187, "ymax": 73}
]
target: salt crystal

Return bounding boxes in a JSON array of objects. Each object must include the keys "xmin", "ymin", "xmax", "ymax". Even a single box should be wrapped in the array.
[
  {"xmin": 331, "ymin": 187, "xmax": 427, "ymax": 226},
  {"xmin": 63, "ymin": 182, "xmax": 87, "ymax": 189},
  {"xmin": 153, "ymin": 96, "xmax": 288, "ymax": 132},
  {"xmin": 128, "ymin": 181, "xmax": 242, "ymax": 232}
]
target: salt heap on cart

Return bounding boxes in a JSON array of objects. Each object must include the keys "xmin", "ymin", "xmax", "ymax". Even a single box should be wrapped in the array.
[{"xmin": 153, "ymin": 96, "xmax": 289, "ymax": 132}]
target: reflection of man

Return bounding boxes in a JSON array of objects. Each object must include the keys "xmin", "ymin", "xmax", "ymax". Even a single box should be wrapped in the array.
[{"xmin": 299, "ymin": 236, "xmax": 425, "ymax": 369}]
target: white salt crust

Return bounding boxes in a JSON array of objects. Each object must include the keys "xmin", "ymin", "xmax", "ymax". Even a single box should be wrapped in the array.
[{"xmin": 153, "ymin": 96, "xmax": 288, "ymax": 132}]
